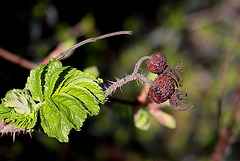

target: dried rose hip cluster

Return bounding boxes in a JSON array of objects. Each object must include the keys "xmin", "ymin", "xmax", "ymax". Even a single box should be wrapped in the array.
[{"xmin": 146, "ymin": 53, "xmax": 192, "ymax": 111}]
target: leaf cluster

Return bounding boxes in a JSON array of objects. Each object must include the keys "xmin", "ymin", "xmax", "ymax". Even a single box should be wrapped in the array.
[{"xmin": 0, "ymin": 59, "xmax": 105, "ymax": 142}]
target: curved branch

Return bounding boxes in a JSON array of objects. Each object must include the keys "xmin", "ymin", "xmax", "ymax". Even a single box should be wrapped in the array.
[
  {"xmin": 133, "ymin": 56, "xmax": 153, "ymax": 74},
  {"xmin": 55, "ymin": 31, "xmax": 133, "ymax": 61}
]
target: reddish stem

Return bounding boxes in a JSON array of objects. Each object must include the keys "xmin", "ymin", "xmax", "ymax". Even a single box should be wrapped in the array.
[{"xmin": 0, "ymin": 48, "xmax": 36, "ymax": 70}]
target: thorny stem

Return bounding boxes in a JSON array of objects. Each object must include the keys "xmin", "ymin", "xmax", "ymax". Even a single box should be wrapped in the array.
[
  {"xmin": 105, "ymin": 56, "xmax": 155, "ymax": 98},
  {"xmin": 55, "ymin": 31, "xmax": 133, "ymax": 61}
]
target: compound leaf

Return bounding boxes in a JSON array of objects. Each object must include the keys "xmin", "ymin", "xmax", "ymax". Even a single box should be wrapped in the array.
[
  {"xmin": 1, "ymin": 58, "xmax": 105, "ymax": 142},
  {"xmin": 34, "ymin": 59, "xmax": 105, "ymax": 142}
]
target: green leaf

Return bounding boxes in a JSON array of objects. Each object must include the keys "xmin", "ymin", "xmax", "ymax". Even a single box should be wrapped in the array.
[
  {"xmin": 1, "ymin": 58, "xmax": 106, "ymax": 142},
  {"xmin": 0, "ymin": 102, "xmax": 12, "ymax": 120},
  {"xmin": 72, "ymin": 81, "xmax": 105, "ymax": 104},
  {"xmin": 40, "ymin": 99, "xmax": 74, "ymax": 142},
  {"xmin": 25, "ymin": 58, "xmax": 105, "ymax": 142},
  {"xmin": 51, "ymin": 93, "xmax": 87, "ymax": 130},
  {"xmin": 149, "ymin": 108, "xmax": 176, "ymax": 129},
  {"xmin": 40, "ymin": 92, "xmax": 90, "ymax": 142},
  {"xmin": 60, "ymin": 68, "xmax": 99, "ymax": 88},
  {"xmin": 60, "ymin": 85, "xmax": 100, "ymax": 116},
  {"xmin": 25, "ymin": 63, "xmax": 47, "ymax": 102},
  {"xmin": 134, "ymin": 108, "xmax": 151, "ymax": 131},
  {"xmin": 4, "ymin": 89, "xmax": 37, "ymax": 114},
  {"xmin": 43, "ymin": 59, "xmax": 68, "ymax": 98},
  {"xmin": 10, "ymin": 110, "xmax": 37, "ymax": 129},
  {"xmin": 0, "ymin": 89, "xmax": 38, "ymax": 129}
]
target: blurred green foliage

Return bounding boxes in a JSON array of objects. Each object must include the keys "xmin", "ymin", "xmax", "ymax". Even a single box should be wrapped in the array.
[{"xmin": 0, "ymin": 0, "xmax": 240, "ymax": 160}]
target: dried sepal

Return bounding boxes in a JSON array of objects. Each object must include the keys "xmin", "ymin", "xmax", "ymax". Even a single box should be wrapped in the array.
[{"xmin": 169, "ymin": 89, "xmax": 193, "ymax": 111}]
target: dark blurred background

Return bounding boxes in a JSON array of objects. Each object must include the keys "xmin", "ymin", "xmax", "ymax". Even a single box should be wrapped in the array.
[{"xmin": 0, "ymin": 0, "xmax": 240, "ymax": 160}]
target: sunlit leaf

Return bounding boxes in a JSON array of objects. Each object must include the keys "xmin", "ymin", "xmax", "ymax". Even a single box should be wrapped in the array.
[
  {"xmin": 0, "ymin": 58, "xmax": 105, "ymax": 142},
  {"xmin": 29, "ymin": 59, "xmax": 105, "ymax": 142},
  {"xmin": 149, "ymin": 108, "xmax": 176, "ymax": 129},
  {"xmin": 0, "ymin": 89, "xmax": 38, "ymax": 129}
]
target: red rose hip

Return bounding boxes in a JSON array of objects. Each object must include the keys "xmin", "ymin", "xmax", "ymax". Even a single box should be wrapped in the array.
[
  {"xmin": 146, "ymin": 53, "xmax": 167, "ymax": 74},
  {"xmin": 148, "ymin": 73, "xmax": 175, "ymax": 104}
]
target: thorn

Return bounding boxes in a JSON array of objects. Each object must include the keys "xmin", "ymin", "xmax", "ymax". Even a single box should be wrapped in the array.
[
  {"xmin": 136, "ymin": 75, "xmax": 144, "ymax": 85},
  {"xmin": 114, "ymin": 76, "xmax": 120, "ymax": 81},
  {"xmin": 102, "ymin": 82, "xmax": 108, "ymax": 90},
  {"xmin": 106, "ymin": 79, "xmax": 116, "ymax": 85},
  {"xmin": 13, "ymin": 132, "xmax": 15, "ymax": 142},
  {"xmin": 119, "ymin": 86, "xmax": 123, "ymax": 93},
  {"xmin": 136, "ymin": 79, "xmax": 139, "ymax": 86}
]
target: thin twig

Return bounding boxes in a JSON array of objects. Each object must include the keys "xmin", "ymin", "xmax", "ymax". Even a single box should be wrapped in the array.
[
  {"xmin": 211, "ymin": 18, "xmax": 240, "ymax": 161},
  {"xmin": 55, "ymin": 31, "xmax": 133, "ymax": 61},
  {"xmin": 217, "ymin": 18, "xmax": 240, "ymax": 130},
  {"xmin": 210, "ymin": 88, "xmax": 240, "ymax": 161}
]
